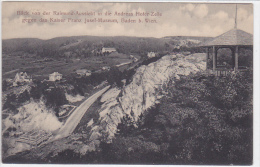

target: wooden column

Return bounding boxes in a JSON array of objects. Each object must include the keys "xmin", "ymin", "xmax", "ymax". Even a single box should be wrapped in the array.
[
  {"xmin": 231, "ymin": 47, "xmax": 235, "ymax": 69},
  {"xmin": 206, "ymin": 47, "xmax": 209, "ymax": 70},
  {"xmin": 235, "ymin": 46, "xmax": 239, "ymax": 71},
  {"xmin": 213, "ymin": 46, "xmax": 216, "ymax": 71}
]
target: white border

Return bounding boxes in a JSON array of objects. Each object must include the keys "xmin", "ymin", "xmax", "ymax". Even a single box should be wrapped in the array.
[{"xmin": 0, "ymin": 1, "xmax": 259, "ymax": 167}]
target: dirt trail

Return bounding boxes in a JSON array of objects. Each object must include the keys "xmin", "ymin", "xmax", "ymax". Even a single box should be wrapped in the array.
[{"xmin": 52, "ymin": 85, "xmax": 110, "ymax": 140}]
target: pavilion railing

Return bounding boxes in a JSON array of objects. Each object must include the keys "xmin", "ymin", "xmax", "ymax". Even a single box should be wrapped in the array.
[
  {"xmin": 207, "ymin": 66, "xmax": 250, "ymax": 77},
  {"xmin": 214, "ymin": 68, "xmax": 232, "ymax": 76}
]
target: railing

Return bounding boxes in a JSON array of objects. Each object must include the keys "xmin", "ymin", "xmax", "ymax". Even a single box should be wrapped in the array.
[
  {"xmin": 214, "ymin": 69, "xmax": 232, "ymax": 76},
  {"xmin": 207, "ymin": 66, "xmax": 250, "ymax": 77}
]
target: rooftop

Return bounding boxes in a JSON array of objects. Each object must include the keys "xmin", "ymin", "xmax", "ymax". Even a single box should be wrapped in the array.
[
  {"xmin": 49, "ymin": 72, "xmax": 62, "ymax": 76},
  {"xmin": 200, "ymin": 28, "xmax": 253, "ymax": 47}
]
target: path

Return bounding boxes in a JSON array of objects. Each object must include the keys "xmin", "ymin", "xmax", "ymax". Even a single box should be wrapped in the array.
[
  {"xmin": 53, "ymin": 85, "xmax": 110, "ymax": 140},
  {"xmin": 115, "ymin": 61, "xmax": 132, "ymax": 67}
]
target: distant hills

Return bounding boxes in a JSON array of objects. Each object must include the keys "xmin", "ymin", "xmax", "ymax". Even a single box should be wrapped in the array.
[
  {"xmin": 2, "ymin": 38, "xmax": 44, "ymax": 54},
  {"xmin": 2, "ymin": 35, "xmax": 213, "ymax": 58},
  {"xmin": 2, "ymin": 35, "xmax": 213, "ymax": 80},
  {"xmin": 163, "ymin": 36, "xmax": 213, "ymax": 41}
]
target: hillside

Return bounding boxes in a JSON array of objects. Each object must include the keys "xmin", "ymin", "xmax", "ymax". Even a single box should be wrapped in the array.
[
  {"xmin": 2, "ymin": 35, "xmax": 209, "ymax": 81},
  {"xmin": 2, "ymin": 38, "xmax": 44, "ymax": 54},
  {"xmin": 2, "ymin": 53, "xmax": 206, "ymax": 161},
  {"xmin": 163, "ymin": 36, "xmax": 213, "ymax": 42},
  {"xmin": 2, "ymin": 35, "xmax": 210, "ymax": 56},
  {"xmin": 2, "ymin": 52, "xmax": 253, "ymax": 164}
]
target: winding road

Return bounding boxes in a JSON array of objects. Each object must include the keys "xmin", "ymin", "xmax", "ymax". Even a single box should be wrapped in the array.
[{"xmin": 53, "ymin": 85, "xmax": 110, "ymax": 140}]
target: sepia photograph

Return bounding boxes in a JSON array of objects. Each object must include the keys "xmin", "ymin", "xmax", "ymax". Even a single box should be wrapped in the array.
[{"xmin": 1, "ymin": 1, "xmax": 257, "ymax": 165}]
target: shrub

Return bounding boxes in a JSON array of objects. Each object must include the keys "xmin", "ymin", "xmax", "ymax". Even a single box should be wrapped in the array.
[
  {"xmin": 43, "ymin": 87, "xmax": 68, "ymax": 108},
  {"xmin": 113, "ymin": 71, "xmax": 253, "ymax": 165},
  {"xmin": 17, "ymin": 90, "xmax": 30, "ymax": 103}
]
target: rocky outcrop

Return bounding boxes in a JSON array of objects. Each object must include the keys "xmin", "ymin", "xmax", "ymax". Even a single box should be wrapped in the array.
[
  {"xmin": 81, "ymin": 53, "xmax": 206, "ymax": 154},
  {"xmin": 9, "ymin": 100, "xmax": 62, "ymax": 133},
  {"xmin": 3, "ymin": 100, "xmax": 62, "ymax": 157}
]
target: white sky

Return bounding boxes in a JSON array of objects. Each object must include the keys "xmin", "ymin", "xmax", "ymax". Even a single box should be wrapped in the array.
[{"xmin": 2, "ymin": 2, "xmax": 253, "ymax": 39}]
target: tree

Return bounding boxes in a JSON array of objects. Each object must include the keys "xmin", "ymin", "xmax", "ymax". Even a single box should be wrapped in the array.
[
  {"xmin": 117, "ymin": 114, "xmax": 136, "ymax": 137},
  {"xmin": 3, "ymin": 93, "xmax": 17, "ymax": 110},
  {"xmin": 44, "ymin": 88, "xmax": 68, "ymax": 108},
  {"xmin": 30, "ymin": 80, "xmax": 48, "ymax": 100},
  {"xmin": 107, "ymin": 67, "xmax": 123, "ymax": 87},
  {"xmin": 113, "ymin": 72, "xmax": 253, "ymax": 165},
  {"xmin": 17, "ymin": 90, "xmax": 30, "ymax": 103},
  {"xmin": 2, "ymin": 80, "xmax": 8, "ymax": 91}
]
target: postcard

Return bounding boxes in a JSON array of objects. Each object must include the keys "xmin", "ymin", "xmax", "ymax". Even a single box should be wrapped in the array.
[{"xmin": 1, "ymin": 1, "xmax": 255, "ymax": 165}]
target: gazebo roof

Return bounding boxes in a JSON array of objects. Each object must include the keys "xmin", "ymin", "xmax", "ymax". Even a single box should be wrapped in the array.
[{"xmin": 200, "ymin": 28, "xmax": 253, "ymax": 47}]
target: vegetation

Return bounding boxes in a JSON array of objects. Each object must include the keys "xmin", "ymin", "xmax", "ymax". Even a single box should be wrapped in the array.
[
  {"xmin": 3, "ymin": 80, "xmax": 68, "ymax": 116},
  {"xmin": 110, "ymin": 71, "xmax": 253, "ymax": 165},
  {"xmin": 43, "ymin": 87, "xmax": 68, "ymax": 116},
  {"xmin": 2, "ymin": 35, "xmax": 253, "ymax": 164},
  {"xmin": 3, "ymin": 93, "xmax": 19, "ymax": 114},
  {"xmin": 141, "ymin": 56, "xmax": 163, "ymax": 66},
  {"xmin": 2, "ymin": 63, "xmax": 138, "ymax": 119},
  {"xmin": 17, "ymin": 90, "xmax": 30, "ymax": 104},
  {"xmin": 2, "ymin": 36, "xmax": 210, "ymax": 59},
  {"xmin": 2, "ymin": 80, "xmax": 8, "ymax": 91},
  {"xmin": 2, "ymin": 35, "xmax": 209, "ymax": 82},
  {"xmin": 11, "ymin": 71, "xmax": 252, "ymax": 164}
]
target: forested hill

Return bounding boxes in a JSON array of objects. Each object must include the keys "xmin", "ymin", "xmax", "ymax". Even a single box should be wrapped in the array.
[
  {"xmin": 163, "ymin": 36, "xmax": 213, "ymax": 41},
  {"xmin": 2, "ymin": 35, "xmax": 212, "ymax": 57}
]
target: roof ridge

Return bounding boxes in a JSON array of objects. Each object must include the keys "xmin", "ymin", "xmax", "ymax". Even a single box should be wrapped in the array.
[
  {"xmin": 199, "ymin": 28, "xmax": 253, "ymax": 47},
  {"xmin": 234, "ymin": 28, "xmax": 238, "ymax": 45}
]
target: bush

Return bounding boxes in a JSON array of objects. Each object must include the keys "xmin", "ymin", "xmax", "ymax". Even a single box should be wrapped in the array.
[
  {"xmin": 30, "ymin": 80, "xmax": 48, "ymax": 100},
  {"xmin": 112, "ymin": 71, "xmax": 253, "ymax": 165},
  {"xmin": 3, "ymin": 93, "xmax": 17, "ymax": 110},
  {"xmin": 2, "ymin": 80, "xmax": 8, "ymax": 91},
  {"xmin": 161, "ymin": 72, "xmax": 252, "ymax": 164},
  {"xmin": 17, "ymin": 90, "xmax": 30, "ymax": 103},
  {"xmin": 43, "ymin": 87, "xmax": 68, "ymax": 108},
  {"xmin": 11, "ymin": 72, "xmax": 252, "ymax": 164},
  {"xmin": 106, "ymin": 67, "xmax": 123, "ymax": 87},
  {"xmin": 141, "ymin": 56, "xmax": 162, "ymax": 66}
]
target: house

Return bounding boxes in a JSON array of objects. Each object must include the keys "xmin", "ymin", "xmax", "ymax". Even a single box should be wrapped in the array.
[
  {"xmin": 49, "ymin": 72, "xmax": 62, "ymax": 81},
  {"xmin": 76, "ymin": 69, "xmax": 92, "ymax": 76},
  {"xmin": 6, "ymin": 78, "xmax": 13, "ymax": 83},
  {"xmin": 182, "ymin": 51, "xmax": 191, "ymax": 56},
  {"xmin": 102, "ymin": 66, "xmax": 110, "ymax": 71},
  {"xmin": 130, "ymin": 55, "xmax": 138, "ymax": 62},
  {"xmin": 101, "ymin": 47, "xmax": 116, "ymax": 54},
  {"xmin": 13, "ymin": 72, "xmax": 32, "ymax": 86},
  {"xmin": 147, "ymin": 52, "xmax": 156, "ymax": 58},
  {"xmin": 175, "ymin": 45, "xmax": 181, "ymax": 50}
]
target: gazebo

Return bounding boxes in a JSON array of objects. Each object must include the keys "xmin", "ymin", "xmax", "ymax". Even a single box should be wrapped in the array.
[{"xmin": 200, "ymin": 28, "xmax": 253, "ymax": 74}]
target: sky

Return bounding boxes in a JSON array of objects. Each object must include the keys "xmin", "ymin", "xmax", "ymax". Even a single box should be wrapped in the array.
[{"xmin": 2, "ymin": 2, "xmax": 253, "ymax": 39}]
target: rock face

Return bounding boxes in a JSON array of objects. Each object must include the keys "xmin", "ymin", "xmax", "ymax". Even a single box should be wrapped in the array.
[
  {"xmin": 84, "ymin": 53, "xmax": 206, "ymax": 153},
  {"xmin": 3, "ymin": 100, "xmax": 62, "ymax": 157},
  {"xmin": 15, "ymin": 100, "xmax": 62, "ymax": 132}
]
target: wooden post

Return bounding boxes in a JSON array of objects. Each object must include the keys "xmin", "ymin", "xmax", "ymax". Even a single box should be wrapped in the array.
[
  {"xmin": 231, "ymin": 47, "xmax": 235, "ymax": 69},
  {"xmin": 213, "ymin": 46, "xmax": 216, "ymax": 71},
  {"xmin": 206, "ymin": 47, "xmax": 209, "ymax": 70},
  {"xmin": 235, "ymin": 46, "xmax": 239, "ymax": 71}
]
